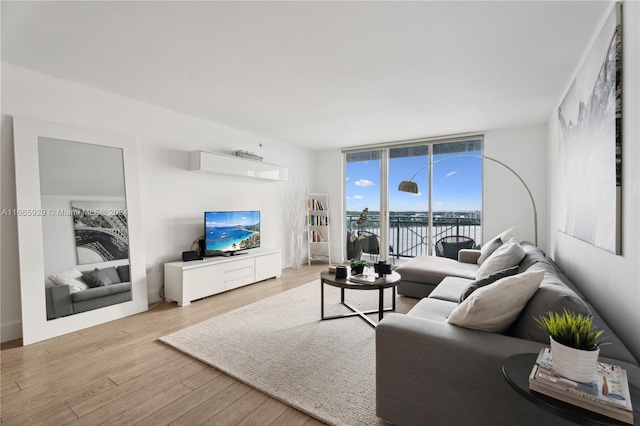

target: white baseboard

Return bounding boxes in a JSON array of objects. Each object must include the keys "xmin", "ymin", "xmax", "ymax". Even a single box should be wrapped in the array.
[{"xmin": 1, "ymin": 320, "xmax": 22, "ymax": 343}]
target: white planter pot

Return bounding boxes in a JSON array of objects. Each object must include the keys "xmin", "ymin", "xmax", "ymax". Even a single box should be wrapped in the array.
[{"xmin": 550, "ymin": 336, "xmax": 599, "ymax": 383}]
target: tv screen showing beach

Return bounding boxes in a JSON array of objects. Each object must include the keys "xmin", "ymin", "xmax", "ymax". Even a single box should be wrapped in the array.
[{"xmin": 204, "ymin": 211, "xmax": 260, "ymax": 256}]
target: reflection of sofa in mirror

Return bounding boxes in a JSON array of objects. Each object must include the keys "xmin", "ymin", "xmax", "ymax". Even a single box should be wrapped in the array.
[{"xmin": 45, "ymin": 265, "xmax": 131, "ymax": 320}]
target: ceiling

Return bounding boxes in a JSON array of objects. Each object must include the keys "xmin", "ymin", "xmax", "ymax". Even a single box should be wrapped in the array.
[{"xmin": 1, "ymin": 1, "xmax": 610, "ymax": 151}]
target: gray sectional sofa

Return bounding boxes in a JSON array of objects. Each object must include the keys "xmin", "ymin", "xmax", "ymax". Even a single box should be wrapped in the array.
[
  {"xmin": 377, "ymin": 242, "xmax": 639, "ymax": 425},
  {"xmin": 45, "ymin": 265, "xmax": 131, "ymax": 319}
]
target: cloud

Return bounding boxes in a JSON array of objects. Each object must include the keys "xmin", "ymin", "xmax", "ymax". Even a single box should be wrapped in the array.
[
  {"xmin": 354, "ymin": 179, "xmax": 375, "ymax": 187},
  {"xmin": 445, "ymin": 171, "xmax": 458, "ymax": 178},
  {"xmin": 412, "ymin": 192, "xmax": 422, "ymax": 197},
  {"xmin": 352, "ymin": 195, "xmax": 364, "ymax": 200}
]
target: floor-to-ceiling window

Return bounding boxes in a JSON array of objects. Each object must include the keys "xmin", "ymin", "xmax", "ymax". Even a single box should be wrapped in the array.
[{"xmin": 345, "ymin": 136, "xmax": 482, "ymax": 261}]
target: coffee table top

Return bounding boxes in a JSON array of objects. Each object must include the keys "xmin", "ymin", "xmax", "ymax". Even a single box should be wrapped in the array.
[{"xmin": 320, "ymin": 270, "xmax": 401, "ymax": 290}]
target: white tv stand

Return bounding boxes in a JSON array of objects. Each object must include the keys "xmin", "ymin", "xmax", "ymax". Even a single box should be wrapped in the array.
[{"xmin": 164, "ymin": 248, "xmax": 282, "ymax": 306}]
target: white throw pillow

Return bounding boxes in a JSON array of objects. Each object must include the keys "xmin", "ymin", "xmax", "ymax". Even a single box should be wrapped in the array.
[
  {"xmin": 485, "ymin": 227, "xmax": 518, "ymax": 246},
  {"xmin": 475, "ymin": 240, "xmax": 525, "ymax": 280},
  {"xmin": 446, "ymin": 269, "xmax": 544, "ymax": 333},
  {"xmin": 48, "ymin": 269, "xmax": 88, "ymax": 293},
  {"xmin": 497, "ymin": 226, "xmax": 518, "ymax": 242}
]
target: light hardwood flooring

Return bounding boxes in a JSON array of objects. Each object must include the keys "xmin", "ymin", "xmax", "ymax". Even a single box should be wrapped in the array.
[{"xmin": 1, "ymin": 264, "xmax": 330, "ymax": 425}]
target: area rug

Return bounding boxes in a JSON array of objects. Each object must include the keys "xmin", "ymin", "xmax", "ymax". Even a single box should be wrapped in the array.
[{"xmin": 159, "ymin": 280, "xmax": 417, "ymax": 426}]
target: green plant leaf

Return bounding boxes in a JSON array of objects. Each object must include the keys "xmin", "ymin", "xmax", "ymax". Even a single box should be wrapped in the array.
[{"xmin": 534, "ymin": 308, "xmax": 607, "ymax": 351}]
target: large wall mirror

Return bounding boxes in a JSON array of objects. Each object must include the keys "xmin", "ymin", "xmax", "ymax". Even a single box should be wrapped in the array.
[{"xmin": 13, "ymin": 117, "xmax": 148, "ymax": 345}]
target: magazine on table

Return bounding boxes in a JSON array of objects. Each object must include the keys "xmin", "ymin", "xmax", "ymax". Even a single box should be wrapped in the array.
[
  {"xmin": 528, "ymin": 347, "xmax": 633, "ymax": 424},
  {"xmin": 349, "ymin": 274, "xmax": 385, "ymax": 285}
]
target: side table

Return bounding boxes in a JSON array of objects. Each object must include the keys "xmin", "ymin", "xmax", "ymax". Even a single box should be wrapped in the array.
[{"xmin": 502, "ymin": 353, "xmax": 639, "ymax": 426}]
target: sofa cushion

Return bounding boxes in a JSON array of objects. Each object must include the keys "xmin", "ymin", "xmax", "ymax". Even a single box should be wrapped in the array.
[
  {"xmin": 476, "ymin": 240, "xmax": 525, "ymax": 280},
  {"xmin": 477, "ymin": 238, "xmax": 502, "ymax": 265},
  {"xmin": 446, "ymin": 269, "xmax": 544, "ymax": 333},
  {"xmin": 71, "ymin": 282, "xmax": 131, "ymax": 302},
  {"xmin": 48, "ymin": 269, "xmax": 89, "ymax": 293},
  {"xmin": 83, "ymin": 268, "xmax": 114, "ymax": 288},
  {"xmin": 117, "ymin": 265, "xmax": 130, "ymax": 282},
  {"xmin": 429, "ymin": 276, "xmax": 473, "ymax": 303},
  {"xmin": 407, "ymin": 297, "xmax": 458, "ymax": 322},
  {"xmin": 507, "ymin": 280, "xmax": 592, "ymax": 344},
  {"xmin": 396, "ymin": 255, "xmax": 478, "ymax": 286},
  {"xmin": 459, "ymin": 266, "xmax": 520, "ymax": 302},
  {"xmin": 518, "ymin": 242, "xmax": 545, "ymax": 272}
]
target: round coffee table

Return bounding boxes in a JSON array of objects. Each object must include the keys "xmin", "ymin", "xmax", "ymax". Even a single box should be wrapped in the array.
[{"xmin": 320, "ymin": 270, "xmax": 401, "ymax": 328}]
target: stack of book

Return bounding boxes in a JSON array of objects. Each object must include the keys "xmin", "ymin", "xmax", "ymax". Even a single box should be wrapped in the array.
[
  {"xmin": 528, "ymin": 348, "xmax": 634, "ymax": 424},
  {"xmin": 349, "ymin": 274, "xmax": 385, "ymax": 285}
]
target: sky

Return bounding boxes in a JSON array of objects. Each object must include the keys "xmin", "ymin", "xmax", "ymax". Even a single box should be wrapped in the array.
[
  {"xmin": 346, "ymin": 152, "xmax": 483, "ymax": 212},
  {"xmin": 205, "ymin": 210, "xmax": 260, "ymax": 227}
]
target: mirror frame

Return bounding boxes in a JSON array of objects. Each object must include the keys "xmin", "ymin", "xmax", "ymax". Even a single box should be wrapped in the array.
[{"xmin": 13, "ymin": 117, "xmax": 148, "ymax": 345}]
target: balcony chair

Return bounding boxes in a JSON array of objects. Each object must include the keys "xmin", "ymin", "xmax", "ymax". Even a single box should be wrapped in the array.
[
  {"xmin": 435, "ymin": 235, "xmax": 476, "ymax": 260},
  {"xmin": 357, "ymin": 231, "xmax": 396, "ymax": 264}
]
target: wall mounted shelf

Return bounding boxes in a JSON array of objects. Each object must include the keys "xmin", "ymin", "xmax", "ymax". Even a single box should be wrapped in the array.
[{"xmin": 190, "ymin": 150, "xmax": 288, "ymax": 181}]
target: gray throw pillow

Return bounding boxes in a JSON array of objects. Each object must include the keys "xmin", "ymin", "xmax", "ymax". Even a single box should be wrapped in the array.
[
  {"xmin": 83, "ymin": 268, "xmax": 113, "ymax": 288},
  {"xmin": 477, "ymin": 238, "xmax": 503, "ymax": 265},
  {"xmin": 100, "ymin": 266, "xmax": 122, "ymax": 284},
  {"xmin": 459, "ymin": 266, "xmax": 520, "ymax": 302},
  {"xmin": 116, "ymin": 265, "xmax": 130, "ymax": 282}
]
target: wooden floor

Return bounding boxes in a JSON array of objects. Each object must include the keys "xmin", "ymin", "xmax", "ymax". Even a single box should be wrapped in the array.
[{"xmin": 1, "ymin": 264, "xmax": 330, "ymax": 425}]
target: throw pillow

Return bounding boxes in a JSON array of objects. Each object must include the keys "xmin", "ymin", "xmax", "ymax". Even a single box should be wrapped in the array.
[
  {"xmin": 446, "ymin": 269, "xmax": 544, "ymax": 333},
  {"xmin": 459, "ymin": 266, "xmax": 519, "ymax": 302},
  {"xmin": 99, "ymin": 266, "xmax": 122, "ymax": 284},
  {"xmin": 497, "ymin": 226, "xmax": 518, "ymax": 243},
  {"xmin": 117, "ymin": 265, "xmax": 130, "ymax": 282},
  {"xmin": 82, "ymin": 268, "xmax": 114, "ymax": 288},
  {"xmin": 477, "ymin": 238, "xmax": 503, "ymax": 265},
  {"xmin": 475, "ymin": 240, "xmax": 525, "ymax": 280},
  {"xmin": 48, "ymin": 269, "xmax": 89, "ymax": 293}
]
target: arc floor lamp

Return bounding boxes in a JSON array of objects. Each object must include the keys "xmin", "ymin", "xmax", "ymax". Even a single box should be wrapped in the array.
[{"xmin": 398, "ymin": 154, "xmax": 538, "ymax": 250}]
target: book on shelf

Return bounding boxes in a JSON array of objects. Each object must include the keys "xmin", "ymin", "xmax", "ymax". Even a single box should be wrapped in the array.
[
  {"xmin": 308, "ymin": 199, "xmax": 325, "ymax": 210},
  {"xmin": 348, "ymin": 274, "xmax": 385, "ymax": 284},
  {"xmin": 308, "ymin": 214, "xmax": 328, "ymax": 226},
  {"xmin": 310, "ymin": 230, "xmax": 325, "ymax": 242},
  {"xmin": 528, "ymin": 347, "xmax": 633, "ymax": 424}
]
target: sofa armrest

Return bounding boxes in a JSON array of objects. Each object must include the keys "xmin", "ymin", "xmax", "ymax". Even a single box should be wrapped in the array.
[
  {"xmin": 458, "ymin": 248, "xmax": 481, "ymax": 264},
  {"xmin": 376, "ymin": 314, "xmax": 579, "ymax": 425},
  {"xmin": 46, "ymin": 284, "xmax": 74, "ymax": 319}
]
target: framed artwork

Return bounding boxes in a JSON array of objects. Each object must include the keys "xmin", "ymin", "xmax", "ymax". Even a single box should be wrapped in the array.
[
  {"xmin": 71, "ymin": 200, "xmax": 129, "ymax": 264},
  {"xmin": 557, "ymin": 3, "xmax": 622, "ymax": 254}
]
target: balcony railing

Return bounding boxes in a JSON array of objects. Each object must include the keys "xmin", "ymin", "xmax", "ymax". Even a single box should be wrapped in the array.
[{"xmin": 347, "ymin": 214, "xmax": 481, "ymax": 258}]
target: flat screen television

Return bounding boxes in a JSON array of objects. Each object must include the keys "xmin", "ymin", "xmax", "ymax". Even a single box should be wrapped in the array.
[{"xmin": 204, "ymin": 211, "xmax": 260, "ymax": 257}]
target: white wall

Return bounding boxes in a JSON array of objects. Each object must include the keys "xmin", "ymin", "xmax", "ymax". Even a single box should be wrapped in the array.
[
  {"xmin": 547, "ymin": 1, "xmax": 640, "ymax": 361},
  {"xmin": 484, "ymin": 125, "xmax": 548, "ymax": 250},
  {"xmin": 1, "ymin": 63, "xmax": 317, "ymax": 342}
]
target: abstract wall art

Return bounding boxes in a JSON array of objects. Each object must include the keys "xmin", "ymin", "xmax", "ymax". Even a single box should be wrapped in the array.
[{"xmin": 557, "ymin": 3, "xmax": 622, "ymax": 254}]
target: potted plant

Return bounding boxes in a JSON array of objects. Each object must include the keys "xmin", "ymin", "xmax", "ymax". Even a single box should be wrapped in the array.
[
  {"xmin": 347, "ymin": 208, "xmax": 369, "ymax": 260},
  {"xmin": 350, "ymin": 259, "xmax": 367, "ymax": 275},
  {"xmin": 535, "ymin": 308, "xmax": 607, "ymax": 382}
]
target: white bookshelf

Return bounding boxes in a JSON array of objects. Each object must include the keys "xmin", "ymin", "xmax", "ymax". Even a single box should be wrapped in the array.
[{"xmin": 307, "ymin": 192, "xmax": 331, "ymax": 264}]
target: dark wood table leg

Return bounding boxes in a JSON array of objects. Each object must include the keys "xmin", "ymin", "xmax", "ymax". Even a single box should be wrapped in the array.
[{"xmin": 320, "ymin": 279, "xmax": 324, "ymax": 319}]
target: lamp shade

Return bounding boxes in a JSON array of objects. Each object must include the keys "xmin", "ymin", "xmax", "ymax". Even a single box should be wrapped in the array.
[{"xmin": 398, "ymin": 180, "xmax": 419, "ymax": 194}]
